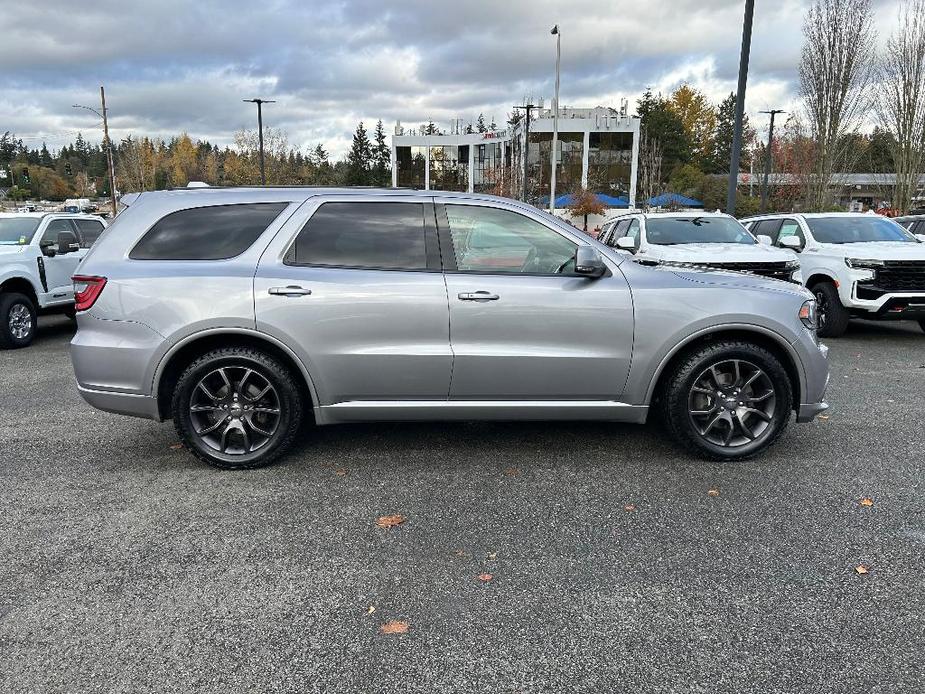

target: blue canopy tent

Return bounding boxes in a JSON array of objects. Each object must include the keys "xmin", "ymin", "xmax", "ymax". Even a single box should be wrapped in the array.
[
  {"xmin": 647, "ymin": 192, "xmax": 704, "ymax": 208},
  {"xmin": 540, "ymin": 193, "xmax": 630, "ymax": 208}
]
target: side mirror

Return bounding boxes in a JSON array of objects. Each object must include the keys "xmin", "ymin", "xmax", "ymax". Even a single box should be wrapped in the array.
[
  {"xmin": 779, "ymin": 235, "xmax": 803, "ymax": 251},
  {"xmin": 575, "ymin": 246, "xmax": 606, "ymax": 277},
  {"xmin": 40, "ymin": 240, "xmax": 57, "ymax": 257},
  {"xmin": 57, "ymin": 231, "xmax": 79, "ymax": 255},
  {"xmin": 757, "ymin": 234, "xmax": 772, "ymax": 246},
  {"xmin": 615, "ymin": 236, "xmax": 636, "ymax": 252}
]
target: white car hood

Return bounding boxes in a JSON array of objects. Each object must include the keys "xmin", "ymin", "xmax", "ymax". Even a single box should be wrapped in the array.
[
  {"xmin": 815, "ymin": 241, "xmax": 925, "ymax": 261},
  {"xmin": 648, "ymin": 242, "xmax": 793, "ymax": 264}
]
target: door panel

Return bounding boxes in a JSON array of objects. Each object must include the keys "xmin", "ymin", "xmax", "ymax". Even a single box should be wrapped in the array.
[
  {"xmin": 254, "ymin": 197, "xmax": 452, "ymax": 405},
  {"xmin": 438, "ymin": 202, "xmax": 634, "ymax": 401},
  {"xmin": 40, "ymin": 219, "xmax": 86, "ymax": 299}
]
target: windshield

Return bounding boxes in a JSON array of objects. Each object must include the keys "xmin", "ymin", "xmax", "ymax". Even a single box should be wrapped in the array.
[
  {"xmin": 645, "ymin": 216, "xmax": 756, "ymax": 245},
  {"xmin": 806, "ymin": 216, "xmax": 918, "ymax": 244},
  {"xmin": 0, "ymin": 217, "xmax": 41, "ymax": 245}
]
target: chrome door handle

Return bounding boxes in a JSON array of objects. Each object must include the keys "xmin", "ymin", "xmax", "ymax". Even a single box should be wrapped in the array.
[
  {"xmin": 268, "ymin": 286, "xmax": 312, "ymax": 297},
  {"xmin": 458, "ymin": 291, "xmax": 500, "ymax": 302}
]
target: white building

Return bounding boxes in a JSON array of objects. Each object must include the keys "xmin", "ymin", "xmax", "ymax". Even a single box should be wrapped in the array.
[{"xmin": 391, "ymin": 106, "xmax": 640, "ymax": 209}]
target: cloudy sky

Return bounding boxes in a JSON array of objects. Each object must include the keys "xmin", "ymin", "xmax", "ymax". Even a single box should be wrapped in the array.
[{"xmin": 0, "ymin": 0, "xmax": 901, "ymax": 158}]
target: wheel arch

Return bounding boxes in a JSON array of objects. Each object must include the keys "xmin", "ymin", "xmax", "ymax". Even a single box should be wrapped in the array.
[
  {"xmin": 153, "ymin": 329, "xmax": 319, "ymax": 422},
  {"xmin": 804, "ymin": 272, "xmax": 838, "ymax": 289},
  {"xmin": 0, "ymin": 275, "xmax": 40, "ymax": 306},
  {"xmin": 646, "ymin": 326, "xmax": 803, "ymax": 411}
]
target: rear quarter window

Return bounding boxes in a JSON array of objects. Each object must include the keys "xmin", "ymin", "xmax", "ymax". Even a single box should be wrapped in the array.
[{"xmin": 130, "ymin": 202, "xmax": 288, "ymax": 260}]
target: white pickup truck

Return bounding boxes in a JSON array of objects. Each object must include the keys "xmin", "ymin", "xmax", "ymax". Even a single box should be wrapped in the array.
[
  {"xmin": 742, "ymin": 213, "xmax": 925, "ymax": 337},
  {"xmin": 0, "ymin": 212, "xmax": 107, "ymax": 348}
]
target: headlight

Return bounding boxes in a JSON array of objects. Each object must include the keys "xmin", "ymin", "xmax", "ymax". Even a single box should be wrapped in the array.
[
  {"xmin": 845, "ymin": 258, "xmax": 885, "ymax": 269},
  {"xmin": 799, "ymin": 299, "xmax": 817, "ymax": 330}
]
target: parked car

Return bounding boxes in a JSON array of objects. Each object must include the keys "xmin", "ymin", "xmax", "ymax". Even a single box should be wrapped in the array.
[
  {"xmin": 892, "ymin": 214, "xmax": 925, "ymax": 237},
  {"xmin": 742, "ymin": 213, "xmax": 925, "ymax": 337},
  {"xmin": 0, "ymin": 212, "xmax": 108, "ymax": 348},
  {"xmin": 598, "ymin": 211, "xmax": 802, "ymax": 283},
  {"xmin": 70, "ymin": 188, "xmax": 829, "ymax": 469}
]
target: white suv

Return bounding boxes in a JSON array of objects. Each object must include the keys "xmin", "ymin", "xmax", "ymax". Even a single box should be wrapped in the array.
[
  {"xmin": 742, "ymin": 213, "xmax": 925, "ymax": 337},
  {"xmin": 0, "ymin": 212, "xmax": 107, "ymax": 348},
  {"xmin": 598, "ymin": 211, "xmax": 802, "ymax": 284}
]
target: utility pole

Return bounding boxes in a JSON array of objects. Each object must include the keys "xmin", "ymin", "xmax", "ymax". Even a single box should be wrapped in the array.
[
  {"xmin": 759, "ymin": 109, "xmax": 785, "ymax": 213},
  {"xmin": 513, "ymin": 103, "xmax": 537, "ymax": 202},
  {"xmin": 726, "ymin": 0, "xmax": 755, "ymax": 216},
  {"xmin": 549, "ymin": 25, "xmax": 561, "ymax": 214},
  {"xmin": 72, "ymin": 88, "xmax": 117, "ymax": 217},
  {"xmin": 243, "ymin": 98, "xmax": 275, "ymax": 185}
]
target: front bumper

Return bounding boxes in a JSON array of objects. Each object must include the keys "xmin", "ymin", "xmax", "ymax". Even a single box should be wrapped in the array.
[
  {"xmin": 792, "ymin": 338, "xmax": 830, "ymax": 423},
  {"xmin": 797, "ymin": 400, "xmax": 829, "ymax": 423},
  {"xmin": 77, "ymin": 384, "xmax": 161, "ymax": 420}
]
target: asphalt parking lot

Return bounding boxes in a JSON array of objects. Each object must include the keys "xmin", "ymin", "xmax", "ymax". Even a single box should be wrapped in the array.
[{"xmin": 1, "ymin": 316, "xmax": 923, "ymax": 693}]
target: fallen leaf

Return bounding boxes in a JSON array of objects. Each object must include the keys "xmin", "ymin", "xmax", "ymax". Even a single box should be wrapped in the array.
[
  {"xmin": 818, "ymin": 415, "xmax": 830, "ymax": 420},
  {"xmin": 855, "ymin": 564, "xmax": 869, "ymax": 575},
  {"xmin": 376, "ymin": 514, "xmax": 406, "ymax": 529},
  {"xmin": 453, "ymin": 549, "xmax": 468, "ymax": 557},
  {"xmin": 859, "ymin": 498, "xmax": 874, "ymax": 507},
  {"xmin": 379, "ymin": 620, "xmax": 409, "ymax": 634},
  {"xmin": 334, "ymin": 468, "xmax": 348, "ymax": 476},
  {"xmin": 503, "ymin": 467, "xmax": 520, "ymax": 477},
  {"xmin": 366, "ymin": 605, "xmax": 376, "ymax": 615},
  {"xmin": 169, "ymin": 443, "xmax": 184, "ymax": 450},
  {"xmin": 486, "ymin": 552, "xmax": 497, "ymax": 560},
  {"xmin": 708, "ymin": 489, "xmax": 720, "ymax": 497},
  {"xmin": 624, "ymin": 504, "xmax": 636, "ymax": 512},
  {"xmin": 477, "ymin": 573, "xmax": 493, "ymax": 582}
]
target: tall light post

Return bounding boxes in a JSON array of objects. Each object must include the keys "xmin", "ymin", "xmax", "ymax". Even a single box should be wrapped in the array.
[
  {"xmin": 726, "ymin": 0, "xmax": 755, "ymax": 215},
  {"xmin": 549, "ymin": 24, "xmax": 561, "ymax": 214},
  {"xmin": 243, "ymin": 98, "xmax": 275, "ymax": 185},
  {"xmin": 759, "ymin": 109, "xmax": 786, "ymax": 213},
  {"xmin": 72, "ymin": 86, "xmax": 118, "ymax": 217}
]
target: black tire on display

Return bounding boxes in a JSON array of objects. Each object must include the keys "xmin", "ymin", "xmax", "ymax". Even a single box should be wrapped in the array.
[
  {"xmin": 171, "ymin": 347, "xmax": 304, "ymax": 470},
  {"xmin": 811, "ymin": 281, "xmax": 850, "ymax": 338},
  {"xmin": 662, "ymin": 340, "xmax": 793, "ymax": 461},
  {"xmin": 0, "ymin": 292, "xmax": 37, "ymax": 349}
]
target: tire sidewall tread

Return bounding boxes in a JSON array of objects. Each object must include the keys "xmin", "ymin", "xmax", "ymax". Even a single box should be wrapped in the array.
[{"xmin": 0, "ymin": 292, "xmax": 37, "ymax": 349}]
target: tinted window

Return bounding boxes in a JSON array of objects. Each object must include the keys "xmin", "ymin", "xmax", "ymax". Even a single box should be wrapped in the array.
[
  {"xmin": 75, "ymin": 219, "xmax": 105, "ymax": 247},
  {"xmin": 645, "ymin": 216, "xmax": 756, "ymax": 245},
  {"xmin": 131, "ymin": 203, "xmax": 288, "ymax": 260},
  {"xmin": 286, "ymin": 202, "xmax": 427, "ymax": 269},
  {"xmin": 776, "ymin": 219, "xmax": 804, "ymax": 247},
  {"xmin": 752, "ymin": 219, "xmax": 782, "ymax": 239},
  {"xmin": 445, "ymin": 205, "xmax": 577, "ymax": 274},
  {"xmin": 42, "ymin": 219, "xmax": 77, "ymax": 244},
  {"xmin": 805, "ymin": 216, "xmax": 918, "ymax": 244}
]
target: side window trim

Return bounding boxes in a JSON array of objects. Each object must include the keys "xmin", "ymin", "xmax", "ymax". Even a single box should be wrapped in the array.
[{"xmin": 435, "ymin": 201, "xmax": 583, "ymax": 277}]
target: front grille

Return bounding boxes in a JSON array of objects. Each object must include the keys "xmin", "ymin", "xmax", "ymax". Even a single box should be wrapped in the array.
[
  {"xmin": 698, "ymin": 261, "xmax": 795, "ymax": 282},
  {"xmin": 874, "ymin": 260, "xmax": 925, "ymax": 291}
]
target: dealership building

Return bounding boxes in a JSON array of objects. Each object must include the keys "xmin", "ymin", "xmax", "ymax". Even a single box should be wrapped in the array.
[{"xmin": 390, "ymin": 106, "xmax": 640, "ymax": 208}]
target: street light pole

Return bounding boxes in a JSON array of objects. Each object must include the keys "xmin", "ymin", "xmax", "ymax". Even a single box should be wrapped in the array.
[
  {"xmin": 243, "ymin": 98, "xmax": 276, "ymax": 185},
  {"xmin": 759, "ymin": 109, "xmax": 785, "ymax": 213},
  {"xmin": 549, "ymin": 25, "xmax": 561, "ymax": 214},
  {"xmin": 72, "ymin": 87, "xmax": 117, "ymax": 217},
  {"xmin": 726, "ymin": 0, "xmax": 755, "ymax": 215}
]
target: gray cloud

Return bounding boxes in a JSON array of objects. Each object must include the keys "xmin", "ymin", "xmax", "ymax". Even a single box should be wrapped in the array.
[{"xmin": 0, "ymin": 0, "xmax": 902, "ymax": 157}]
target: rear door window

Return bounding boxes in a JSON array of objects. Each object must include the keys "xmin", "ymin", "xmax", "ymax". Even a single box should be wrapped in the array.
[
  {"xmin": 130, "ymin": 203, "xmax": 288, "ymax": 260},
  {"xmin": 285, "ymin": 202, "xmax": 428, "ymax": 270},
  {"xmin": 752, "ymin": 219, "xmax": 782, "ymax": 240},
  {"xmin": 74, "ymin": 219, "xmax": 105, "ymax": 247}
]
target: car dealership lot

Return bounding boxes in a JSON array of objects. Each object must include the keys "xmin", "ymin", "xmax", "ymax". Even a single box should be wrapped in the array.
[{"xmin": 1, "ymin": 317, "xmax": 923, "ymax": 693}]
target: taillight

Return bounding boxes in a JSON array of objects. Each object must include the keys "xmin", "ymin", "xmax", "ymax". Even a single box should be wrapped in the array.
[{"xmin": 72, "ymin": 275, "xmax": 107, "ymax": 312}]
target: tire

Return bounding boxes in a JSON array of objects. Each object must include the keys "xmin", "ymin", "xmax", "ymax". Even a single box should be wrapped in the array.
[
  {"xmin": 662, "ymin": 341, "xmax": 793, "ymax": 461},
  {"xmin": 64, "ymin": 305, "xmax": 77, "ymax": 321},
  {"xmin": 172, "ymin": 347, "xmax": 304, "ymax": 470},
  {"xmin": 918, "ymin": 319, "xmax": 925, "ymax": 335},
  {"xmin": 811, "ymin": 281, "xmax": 850, "ymax": 338},
  {"xmin": 0, "ymin": 292, "xmax": 37, "ymax": 349}
]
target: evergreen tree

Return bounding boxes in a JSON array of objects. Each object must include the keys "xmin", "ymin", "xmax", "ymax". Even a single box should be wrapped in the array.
[
  {"xmin": 346, "ymin": 122, "xmax": 373, "ymax": 185},
  {"xmin": 372, "ymin": 119, "xmax": 391, "ymax": 187},
  {"xmin": 705, "ymin": 93, "xmax": 753, "ymax": 174},
  {"xmin": 464, "ymin": 122, "xmax": 474, "ymax": 135},
  {"xmin": 635, "ymin": 89, "xmax": 692, "ymax": 178},
  {"xmin": 39, "ymin": 143, "xmax": 53, "ymax": 167},
  {"xmin": 476, "ymin": 113, "xmax": 487, "ymax": 133}
]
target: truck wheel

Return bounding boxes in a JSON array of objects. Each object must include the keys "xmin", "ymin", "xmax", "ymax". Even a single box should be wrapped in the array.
[
  {"xmin": 811, "ymin": 281, "xmax": 850, "ymax": 338},
  {"xmin": 662, "ymin": 341, "xmax": 792, "ymax": 461},
  {"xmin": 172, "ymin": 347, "xmax": 304, "ymax": 470},
  {"xmin": 0, "ymin": 292, "xmax": 37, "ymax": 349}
]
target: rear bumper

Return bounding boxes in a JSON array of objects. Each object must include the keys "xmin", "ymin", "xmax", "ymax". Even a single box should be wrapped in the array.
[{"xmin": 77, "ymin": 384, "xmax": 162, "ymax": 421}]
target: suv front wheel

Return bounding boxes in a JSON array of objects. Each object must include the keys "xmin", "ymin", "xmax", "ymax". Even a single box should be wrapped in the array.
[
  {"xmin": 0, "ymin": 292, "xmax": 37, "ymax": 349},
  {"xmin": 811, "ymin": 281, "xmax": 850, "ymax": 338},
  {"xmin": 172, "ymin": 347, "xmax": 304, "ymax": 469},
  {"xmin": 662, "ymin": 341, "xmax": 793, "ymax": 460}
]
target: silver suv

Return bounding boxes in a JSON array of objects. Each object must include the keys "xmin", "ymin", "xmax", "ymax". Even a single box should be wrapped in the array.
[{"xmin": 71, "ymin": 188, "xmax": 830, "ymax": 469}]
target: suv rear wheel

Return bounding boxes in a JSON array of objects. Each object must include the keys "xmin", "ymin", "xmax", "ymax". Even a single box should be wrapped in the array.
[
  {"xmin": 172, "ymin": 347, "xmax": 304, "ymax": 470},
  {"xmin": 811, "ymin": 281, "xmax": 850, "ymax": 338},
  {"xmin": 0, "ymin": 292, "xmax": 37, "ymax": 349},
  {"xmin": 662, "ymin": 341, "xmax": 792, "ymax": 460},
  {"xmin": 918, "ymin": 319, "xmax": 925, "ymax": 334}
]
